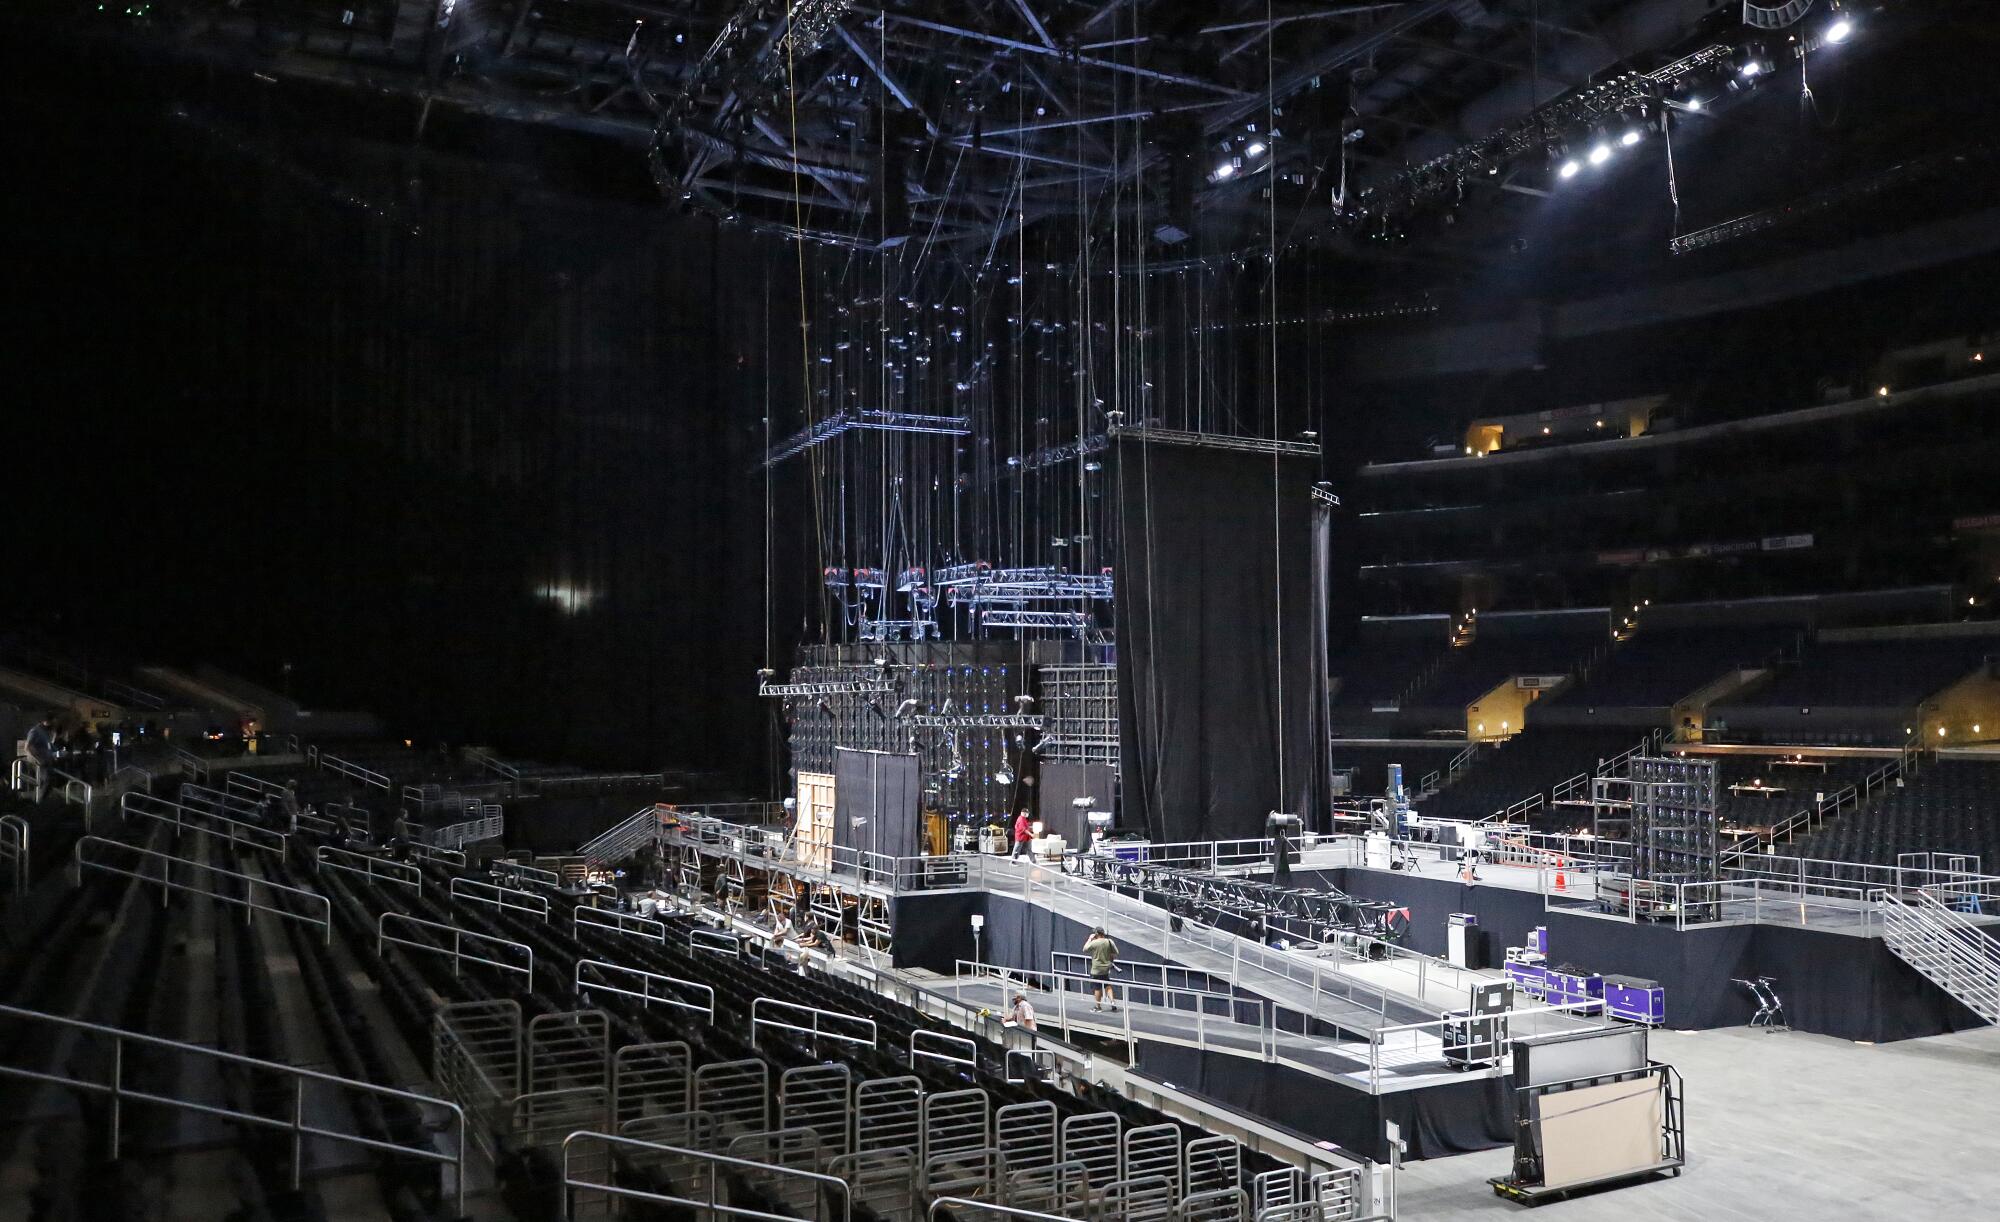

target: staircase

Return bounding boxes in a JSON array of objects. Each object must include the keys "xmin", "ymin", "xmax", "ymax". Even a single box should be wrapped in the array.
[
  {"xmin": 1875, "ymin": 887, "xmax": 2000, "ymax": 1023},
  {"xmin": 576, "ymin": 805, "xmax": 664, "ymax": 865}
]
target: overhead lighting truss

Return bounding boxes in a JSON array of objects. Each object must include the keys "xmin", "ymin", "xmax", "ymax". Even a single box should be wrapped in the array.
[
  {"xmin": 976, "ymin": 609, "xmax": 1096, "ymax": 635},
  {"xmin": 903, "ymin": 713, "xmax": 1045, "ymax": 730},
  {"xmin": 763, "ymin": 410, "xmax": 973, "ymax": 468},
  {"xmin": 759, "ymin": 678, "xmax": 894, "ymax": 698},
  {"xmin": 1110, "ymin": 424, "xmax": 1321, "ymax": 458}
]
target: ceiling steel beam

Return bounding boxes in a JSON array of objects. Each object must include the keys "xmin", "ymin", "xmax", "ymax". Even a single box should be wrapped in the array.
[{"xmin": 854, "ymin": 10, "xmax": 1252, "ymax": 97}]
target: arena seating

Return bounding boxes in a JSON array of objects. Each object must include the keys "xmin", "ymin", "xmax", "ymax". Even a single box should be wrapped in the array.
[
  {"xmin": 1715, "ymin": 637, "xmax": 1993, "ymax": 716},
  {"xmin": 1413, "ymin": 726, "xmax": 1642, "ymax": 826},
  {"xmin": 1421, "ymin": 626, "xmax": 1603, "ymax": 709},
  {"xmin": 1330, "ymin": 630, "xmax": 1448, "ymax": 710},
  {"xmin": 1, "ymin": 748, "xmax": 1291, "ymax": 1222},
  {"xmin": 1552, "ymin": 626, "xmax": 1799, "ymax": 708},
  {"xmin": 1707, "ymin": 752, "xmax": 1882, "ymax": 836},
  {"xmin": 1329, "ymin": 741, "xmax": 1467, "ymax": 800},
  {"xmin": 1791, "ymin": 758, "xmax": 2000, "ymax": 866}
]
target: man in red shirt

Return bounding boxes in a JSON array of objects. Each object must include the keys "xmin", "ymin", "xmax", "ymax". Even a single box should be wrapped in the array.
[{"xmin": 1011, "ymin": 810, "xmax": 1034, "ymax": 862}]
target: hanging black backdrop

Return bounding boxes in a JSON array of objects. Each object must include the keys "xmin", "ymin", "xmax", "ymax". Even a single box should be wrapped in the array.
[{"xmin": 1114, "ymin": 440, "xmax": 1327, "ymax": 843}]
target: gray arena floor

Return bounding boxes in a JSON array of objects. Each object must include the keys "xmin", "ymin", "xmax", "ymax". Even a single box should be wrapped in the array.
[{"xmin": 1393, "ymin": 1021, "xmax": 2000, "ymax": 1219}]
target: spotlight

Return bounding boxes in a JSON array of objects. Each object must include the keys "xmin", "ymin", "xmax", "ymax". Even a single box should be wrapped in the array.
[
  {"xmin": 1588, "ymin": 143, "xmax": 1612, "ymax": 167},
  {"xmin": 1740, "ymin": 60, "xmax": 1764, "ymax": 79},
  {"xmin": 1685, "ymin": 98, "xmax": 1704, "ymax": 112},
  {"xmin": 1558, "ymin": 159, "xmax": 1581, "ymax": 180},
  {"xmin": 1825, "ymin": 17, "xmax": 1853, "ymax": 44},
  {"xmin": 1620, "ymin": 128, "xmax": 1643, "ymax": 147},
  {"xmin": 994, "ymin": 769, "xmax": 1015, "ymax": 786},
  {"xmin": 1214, "ymin": 162, "xmax": 1237, "ymax": 180},
  {"xmin": 1246, "ymin": 141, "xmax": 1267, "ymax": 158}
]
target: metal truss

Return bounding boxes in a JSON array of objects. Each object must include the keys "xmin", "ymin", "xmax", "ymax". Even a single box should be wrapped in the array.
[
  {"xmin": 902, "ymin": 713, "xmax": 1044, "ymax": 731},
  {"xmin": 763, "ymin": 410, "xmax": 972, "ymax": 468},
  {"xmin": 859, "ymin": 619, "xmax": 939, "ymax": 642},
  {"xmin": 1109, "ymin": 425, "xmax": 1320, "ymax": 459},
  {"xmin": 976, "ymin": 610, "xmax": 1094, "ymax": 634},
  {"xmin": 942, "ymin": 567, "xmax": 1114, "ymax": 606},
  {"xmin": 1098, "ymin": 855, "xmax": 1405, "ymax": 945},
  {"xmin": 759, "ymin": 679, "xmax": 894, "ymax": 698}
]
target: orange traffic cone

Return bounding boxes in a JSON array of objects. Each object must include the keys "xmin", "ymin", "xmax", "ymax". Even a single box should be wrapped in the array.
[{"xmin": 1555, "ymin": 868, "xmax": 1568, "ymax": 893}]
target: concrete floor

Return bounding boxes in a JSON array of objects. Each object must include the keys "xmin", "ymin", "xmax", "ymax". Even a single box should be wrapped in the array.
[{"xmin": 1394, "ymin": 1022, "xmax": 2000, "ymax": 1220}]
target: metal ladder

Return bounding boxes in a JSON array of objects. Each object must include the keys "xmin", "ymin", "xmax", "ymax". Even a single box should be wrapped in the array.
[
  {"xmin": 1874, "ymin": 888, "xmax": 2000, "ymax": 1024},
  {"xmin": 577, "ymin": 806, "xmax": 664, "ymax": 866}
]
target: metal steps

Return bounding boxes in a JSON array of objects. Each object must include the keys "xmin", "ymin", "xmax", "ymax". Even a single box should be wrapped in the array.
[{"xmin": 1875, "ymin": 888, "xmax": 2000, "ymax": 1024}]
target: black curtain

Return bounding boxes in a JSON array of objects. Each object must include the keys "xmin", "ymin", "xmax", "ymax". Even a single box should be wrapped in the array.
[
  {"xmin": 832, "ymin": 748, "xmax": 923, "ymax": 859},
  {"xmin": 1114, "ymin": 440, "xmax": 1326, "ymax": 842},
  {"xmin": 1039, "ymin": 762, "xmax": 1118, "ymax": 845}
]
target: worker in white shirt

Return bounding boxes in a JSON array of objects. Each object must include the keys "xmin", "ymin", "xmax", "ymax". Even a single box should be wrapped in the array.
[{"xmin": 1005, "ymin": 991, "xmax": 1037, "ymax": 1031}]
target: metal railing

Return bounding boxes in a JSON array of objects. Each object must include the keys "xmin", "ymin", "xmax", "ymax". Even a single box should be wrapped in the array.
[
  {"xmin": 428, "ymin": 811, "xmax": 505, "ymax": 850},
  {"xmin": 0, "ymin": 1001, "xmax": 466, "ymax": 1212},
  {"xmin": 574, "ymin": 958, "xmax": 717, "ymax": 1022},
  {"xmin": 120, "ymin": 791, "xmax": 289, "ymax": 856},
  {"xmin": 1875, "ymin": 881, "xmax": 2000, "ymax": 1023},
  {"xmin": 1, "ymin": 814, "xmax": 27, "ymax": 895},
  {"xmin": 376, "ymin": 912, "xmax": 534, "ymax": 983},
  {"xmin": 450, "ymin": 875, "xmax": 550, "ymax": 920},
  {"xmin": 73, "ymin": 836, "xmax": 329, "ymax": 943},
  {"xmin": 315, "ymin": 750, "xmax": 392, "ymax": 793},
  {"xmin": 574, "ymin": 905, "xmax": 667, "ymax": 943},
  {"xmin": 172, "ymin": 747, "xmax": 209, "ymax": 784},
  {"xmin": 559, "ymin": 1130, "xmax": 851, "ymax": 1222},
  {"xmin": 316, "ymin": 845, "xmax": 423, "ymax": 891},
  {"xmin": 750, "ymin": 997, "xmax": 879, "ymax": 1052}
]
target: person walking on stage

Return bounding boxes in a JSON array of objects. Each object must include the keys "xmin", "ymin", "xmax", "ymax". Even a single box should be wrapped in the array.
[
  {"xmin": 1083, "ymin": 927, "xmax": 1119, "ymax": 1011},
  {"xmin": 1011, "ymin": 809, "xmax": 1034, "ymax": 863}
]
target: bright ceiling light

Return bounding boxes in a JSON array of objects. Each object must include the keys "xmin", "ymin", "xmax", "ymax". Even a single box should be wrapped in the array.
[
  {"xmin": 1685, "ymin": 98, "xmax": 1704, "ymax": 112},
  {"xmin": 1741, "ymin": 61, "xmax": 1764, "ymax": 79},
  {"xmin": 1588, "ymin": 143, "xmax": 1612, "ymax": 166},
  {"xmin": 1214, "ymin": 162, "xmax": 1236, "ymax": 180},
  {"xmin": 1245, "ymin": 141, "xmax": 1267, "ymax": 158},
  {"xmin": 1558, "ymin": 159, "xmax": 1581, "ymax": 179},
  {"xmin": 1826, "ymin": 18, "xmax": 1853, "ymax": 44},
  {"xmin": 1620, "ymin": 128, "xmax": 1643, "ymax": 147}
]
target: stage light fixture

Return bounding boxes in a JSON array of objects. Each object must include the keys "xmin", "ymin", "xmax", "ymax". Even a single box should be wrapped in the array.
[
  {"xmin": 1214, "ymin": 162, "xmax": 1237, "ymax": 180},
  {"xmin": 1588, "ymin": 142, "xmax": 1612, "ymax": 167},
  {"xmin": 1246, "ymin": 141, "xmax": 1267, "ymax": 157},
  {"xmin": 1741, "ymin": 60, "xmax": 1765, "ymax": 79},
  {"xmin": 1558, "ymin": 159, "xmax": 1581, "ymax": 179},
  {"xmin": 1826, "ymin": 17, "xmax": 1853, "ymax": 44},
  {"xmin": 1620, "ymin": 128, "xmax": 1643, "ymax": 147},
  {"xmin": 1685, "ymin": 98, "xmax": 1704, "ymax": 112}
]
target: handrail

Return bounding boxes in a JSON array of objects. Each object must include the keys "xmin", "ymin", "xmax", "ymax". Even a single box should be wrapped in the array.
[
  {"xmin": 171, "ymin": 747, "xmax": 209, "ymax": 783},
  {"xmin": 909, "ymin": 1028, "xmax": 978, "ymax": 1068},
  {"xmin": 559, "ymin": 1130, "xmax": 851, "ymax": 1222},
  {"xmin": 466, "ymin": 749, "xmax": 521, "ymax": 782},
  {"xmin": 376, "ymin": 912, "xmax": 533, "ymax": 983},
  {"xmin": 316, "ymin": 750, "xmax": 392, "ymax": 793},
  {"xmin": 493, "ymin": 858, "xmax": 563, "ymax": 889},
  {"xmin": 928, "ymin": 1198, "xmax": 1073, "ymax": 1222},
  {"xmin": 73, "ymin": 835, "xmax": 329, "ymax": 942},
  {"xmin": 316, "ymin": 845, "xmax": 423, "ymax": 891},
  {"xmin": 573, "ymin": 958, "xmax": 717, "ymax": 1021},
  {"xmin": 691, "ymin": 926, "xmax": 741, "ymax": 956},
  {"xmin": 0, "ymin": 814, "xmax": 28, "ymax": 895},
  {"xmin": 750, "ymin": 996, "xmax": 878, "ymax": 1051},
  {"xmin": 0, "ymin": 1001, "xmax": 466, "ymax": 1213},
  {"xmin": 574, "ymin": 905, "xmax": 666, "ymax": 943},
  {"xmin": 121, "ymin": 791, "xmax": 290, "ymax": 856},
  {"xmin": 409, "ymin": 842, "xmax": 467, "ymax": 869},
  {"xmin": 180, "ymin": 781, "xmax": 268, "ymax": 820},
  {"xmin": 450, "ymin": 875, "xmax": 550, "ymax": 920}
]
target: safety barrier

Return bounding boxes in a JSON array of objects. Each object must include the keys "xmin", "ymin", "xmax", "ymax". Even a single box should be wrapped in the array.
[
  {"xmin": 73, "ymin": 836, "xmax": 330, "ymax": 943},
  {"xmin": 315, "ymin": 750, "xmax": 392, "ymax": 793},
  {"xmin": 910, "ymin": 1028, "xmax": 978, "ymax": 1069},
  {"xmin": 559, "ymin": 1130, "xmax": 852, "ymax": 1222},
  {"xmin": 316, "ymin": 845, "xmax": 422, "ymax": 891},
  {"xmin": 451, "ymin": 875, "xmax": 550, "ymax": 920},
  {"xmin": 1, "ymin": 814, "xmax": 27, "ymax": 895},
  {"xmin": 574, "ymin": 905, "xmax": 666, "ymax": 943},
  {"xmin": 574, "ymin": 959, "xmax": 716, "ymax": 1022},
  {"xmin": 410, "ymin": 842, "xmax": 468, "ymax": 869},
  {"xmin": 691, "ymin": 926, "xmax": 741, "ymax": 957},
  {"xmin": 121, "ymin": 791, "xmax": 289, "ymax": 856},
  {"xmin": 493, "ymin": 857, "xmax": 563, "ymax": 890},
  {"xmin": 377, "ymin": 912, "xmax": 533, "ymax": 983},
  {"xmin": 0, "ymin": 1001, "xmax": 466, "ymax": 1213},
  {"xmin": 751, "ymin": 997, "xmax": 878, "ymax": 1052}
]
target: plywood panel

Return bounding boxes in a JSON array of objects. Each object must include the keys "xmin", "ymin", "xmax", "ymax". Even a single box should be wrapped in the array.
[
  {"xmin": 797, "ymin": 772, "xmax": 836, "ymax": 870},
  {"xmin": 1538, "ymin": 1078, "xmax": 1664, "ymax": 1191}
]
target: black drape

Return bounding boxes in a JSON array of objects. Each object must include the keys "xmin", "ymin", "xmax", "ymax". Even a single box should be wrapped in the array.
[
  {"xmin": 1038, "ymin": 762, "xmax": 1118, "ymax": 845},
  {"xmin": 832, "ymin": 748, "xmax": 923, "ymax": 860},
  {"xmin": 1115, "ymin": 440, "xmax": 1326, "ymax": 842}
]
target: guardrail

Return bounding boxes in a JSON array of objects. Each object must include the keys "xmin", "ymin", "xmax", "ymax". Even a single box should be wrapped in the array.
[
  {"xmin": 74, "ymin": 836, "xmax": 329, "ymax": 943},
  {"xmin": 0, "ymin": 1001, "xmax": 466, "ymax": 1213},
  {"xmin": 171, "ymin": 747, "xmax": 208, "ymax": 784},
  {"xmin": 376, "ymin": 912, "xmax": 533, "ymax": 983},
  {"xmin": 573, "ymin": 959, "xmax": 716, "ymax": 1021},
  {"xmin": 410, "ymin": 843, "xmax": 467, "ymax": 869},
  {"xmin": 316, "ymin": 845, "xmax": 423, "ymax": 891},
  {"xmin": 450, "ymin": 876, "xmax": 549, "ymax": 920},
  {"xmin": 493, "ymin": 858, "xmax": 562, "ymax": 890},
  {"xmin": 1363, "ymin": 1001, "xmax": 1609, "ymax": 1090},
  {"xmin": 574, "ymin": 905, "xmax": 665, "ymax": 943},
  {"xmin": 315, "ymin": 750, "xmax": 392, "ymax": 793},
  {"xmin": 121, "ymin": 792, "xmax": 289, "ymax": 856},
  {"xmin": 559, "ymin": 1130, "xmax": 851, "ymax": 1222},
  {"xmin": 1, "ymin": 815, "xmax": 27, "ymax": 895},
  {"xmin": 750, "ymin": 997, "xmax": 878, "ymax": 1051},
  {"xmin": 910, "ymin": 1028, "xmax": 978, "ymax": 1069}
]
